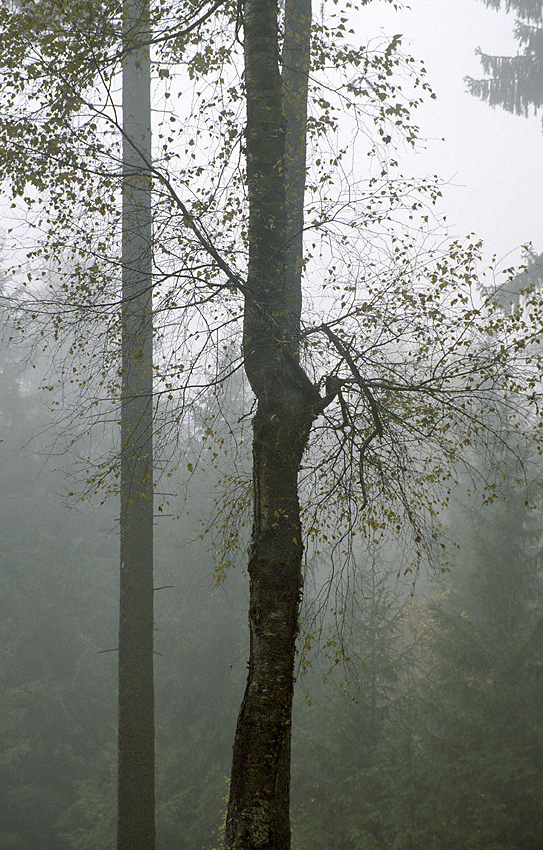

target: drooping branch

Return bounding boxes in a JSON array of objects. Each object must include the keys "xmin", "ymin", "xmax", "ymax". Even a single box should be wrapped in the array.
[{"xmin": 320, "ymin": 324, "xmax": 384, "ymax": 504}]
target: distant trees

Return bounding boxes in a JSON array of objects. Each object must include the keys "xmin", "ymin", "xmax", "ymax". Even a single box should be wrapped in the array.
[
  {"xmin": 410, "ymin": 468, "xmax": 543, "ymax": 849},
  {"xmin": 292, "ymin": 454, "xmax": 543, "ymax": 850},
  {"xmin": 2, "ymin": 0, "xmax": 543, "ymax": 845},
  {"xmin": 0, "ymin": 337, "xmax": 248, "ymax": 850},
  {"xmin": 5, "ymin": 349, "xmax": 543, "ymax": 850},
  {"xmin": 466, "ymin": 0, "xmax": 543, "ymax": 118},
  {"xmin": 291, "ymin": 555, "xmax": 411, "ymax": 850},
  {"xmin": 0, "ymin": 342, "xmax": 118, "ymax": 850}
]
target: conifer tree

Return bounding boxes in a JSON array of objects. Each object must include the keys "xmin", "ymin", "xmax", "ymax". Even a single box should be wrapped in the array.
[
  {"xmin": 466, "ymin": 0, "xmax": 543, "ymax": 118},
  {"xmin": 290, "ymin": 556, "xmax": 411, "ymax": 850},
  {"xmin": 2, "ymin": 1, "xmax": 543, "ymax": 846},
  {"xmin": 400, "ymin": 469, "xmax": 543, "ymax": 849}
]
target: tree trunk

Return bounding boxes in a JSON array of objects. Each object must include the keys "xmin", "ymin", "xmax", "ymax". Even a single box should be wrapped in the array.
[
  {"xmin": 118, "ymin": 0, "xmax": 155, "ymax": 846},
  {"xmin": 225, "ymin": 0, "xmax": 315, "ymax": 847},
  {"xmin": 282, "ymin": 0, "xmax": 311, "ymax": 346}
]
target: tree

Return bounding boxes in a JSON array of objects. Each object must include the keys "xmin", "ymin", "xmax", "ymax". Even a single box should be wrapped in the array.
[
  {"xmin": 223, "ymin": 0, "xmax": 316, "ymax": 845},
  {"xmin": 224, "ymin": 1, "xmax": 543, "ymax": 839},
  {"xmin": 399, "ymin": 466, "xmax": 543, "ymax": 850},
  {"xmin": 0, "ymin": 338, "xmax": 118, "ymax": 850},
  {"xmin": 290, "ymin": 553, "xmax": 413, "ymax": 850},
  {"xmin": 291, "ymin": 462, "xmax": 543, "ymax": 850},
  {"xmin": 2, "ymin": 1, "xmax": 543, "ymax": 848},
  {"xmin": 466, "ymin": 0, "xmax": 543, "ymax": 119},
  {"xmin": 0, "ymin": 338, "xmax": 250, "ymax": 850},
  {"xmin": 117, "ymin": 0, "xmax": 155, "ymax": 845}
]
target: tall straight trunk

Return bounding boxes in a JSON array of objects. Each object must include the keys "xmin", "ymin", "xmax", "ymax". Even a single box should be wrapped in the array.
[
  {"xmin": 225, "ymin": 0, "xmax": 314, "ymax": 848},
  {"xmin": 282, "ymin": 0, "xmax": 311, "ymax": 347},
  {"xmin": 118, "ymin": 0, "xmax": 154, "ymax": 847}
]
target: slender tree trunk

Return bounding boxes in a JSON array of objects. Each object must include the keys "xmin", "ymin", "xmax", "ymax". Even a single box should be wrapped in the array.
[
  {"xmin": 118, "ymin": 0, "xmax": 155, "ymax": 846},
  {"xmin": 225, "ymin": 0, "xmax": 315, "ymax": 847},
  {"xmin": 282, "ymin": 0, "xmax": 311, "ymax": 346}
]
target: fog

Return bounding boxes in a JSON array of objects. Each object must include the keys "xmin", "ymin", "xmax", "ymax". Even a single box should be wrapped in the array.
[
  {"xmin": 2, "ymin": 0, "xmax": 543, "ymax": 847},
  {"xmin": 2, "ymin": 322, "xmax": 542, "ymax": 848},
  {"xmin": 364, "ymin": 0, "xmax": 543, "ymax": 268}
]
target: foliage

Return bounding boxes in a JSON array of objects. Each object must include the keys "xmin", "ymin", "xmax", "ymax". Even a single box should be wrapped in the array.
[
  {"xmin": 466, "ymin": 0, "xmax": 543, "ymax": 119},
  {"xmin": 291, "ymin": 554, "xmax": 417, "ymax": 850},
  {"xmin": 3, "ymin": 331, "xmax": 543, "ymax": 848},
  {"xmin": 3, "ymin": 0, "xmax": 543, "ymax": 843},
  {"xmin": 0, "ymin": 346, "xmax": 118, "ymax": 850},
  {"xmin": 407, "ymin": 467, "xmax": 543, "ymax": 849},
  {"xmin": 292, "ymin": 459, "xmax": 543, "ymax": 850},
  {"xmin": 2, "ymin": 0, "xmax": 538, "ymax": 569}
]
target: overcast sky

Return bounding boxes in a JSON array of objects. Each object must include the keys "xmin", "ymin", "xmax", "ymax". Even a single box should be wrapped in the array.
[
  {"xmin": 2, "ymin": 0, "xmax": 540, "ymax": 277},
  {"xmin": 360, "ymin": 0, "xmax": 543, "ymax": 270}
]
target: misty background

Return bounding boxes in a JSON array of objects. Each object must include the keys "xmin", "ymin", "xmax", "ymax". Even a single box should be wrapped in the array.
[
  {"xmin": 2, "ymin": 0, "xmax": 543, "ymax": 848},
  {"xmin": 2, "ymin": 310, "xmax": 543, "ymax": 849}
]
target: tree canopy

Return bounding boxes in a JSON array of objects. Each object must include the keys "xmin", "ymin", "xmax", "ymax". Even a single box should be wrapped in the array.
[
  {"xmin": 2, "ymin": 0, "xmax": 543, "ymax": 846},
  {"xmin": 467, "ymin": 0, "xmax": 543, "ymax": 118}
]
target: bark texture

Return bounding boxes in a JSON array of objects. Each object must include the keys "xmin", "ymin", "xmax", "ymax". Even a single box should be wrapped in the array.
[
  {"xmin": 118, "ymin": 0, "xmax": 155, "ymax": 847},
  {"xmin": 225, "ymin": 0, "xmax": 315, "ymax": 847}
]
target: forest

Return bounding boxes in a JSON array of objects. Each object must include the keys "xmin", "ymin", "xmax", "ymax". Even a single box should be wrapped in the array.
[
  {"xmin": 1, "ymin": 0, "xmax": 543, "ymax": 847},
  {"xmin": 2, "ymin": 330, "xmax": 543, "ymax": 849}
]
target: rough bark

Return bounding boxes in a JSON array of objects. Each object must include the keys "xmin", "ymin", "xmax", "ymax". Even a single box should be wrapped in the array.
[
  {"xmin": 225, "ymin": 0, "xmax": 316, "ymax": 847},
  {"xmin": 118, "ymin": 0, "xmax": 155, "ymax": 847}
]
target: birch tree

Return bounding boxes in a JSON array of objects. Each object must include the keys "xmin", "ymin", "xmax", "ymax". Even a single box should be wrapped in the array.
[
  {"xmin": 225, "ymin": 0, "xmax": 314, "ymax": 836},
  {"xmin": 1, "ymin": 2, "xmax": 543, "ymax": 849}
]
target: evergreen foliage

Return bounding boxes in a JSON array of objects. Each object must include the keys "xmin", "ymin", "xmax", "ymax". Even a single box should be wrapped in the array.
[
  {"xmin": 289, "ymin": 463, "xmax": 543, "ymax": 850},
  {"xmin": 291, "ymin": 560, "xmax": 416, "ymax": 850},
  {"xmin": 2, "ymin": 0, "xmax": 543, "ymax": 842},
  {"xmin": 467, "ymin": 0, "xmax": 543, "ymax": 120},
  {"xmin": 3, "ymin": 337, "xmax": 543, "ymax": 849},
  {"xmin": 411, "ymin": 474, "xmax": 543, "ymax": 850},
  {"xmin": 0, "ymin": 349, "xmax": 118, "ymax": 850}
]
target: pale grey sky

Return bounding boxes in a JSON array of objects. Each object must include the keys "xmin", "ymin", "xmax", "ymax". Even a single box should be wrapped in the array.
[
  {"xmin": 362, "ymin": 0, "xmax": 543, "ymax": 269},
  {"xmin": 3, "ymin": 0, "xmax": 540, "ymax": 278}
]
